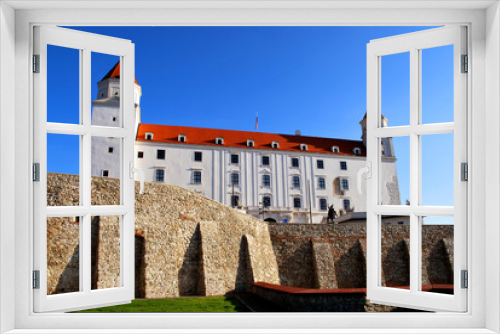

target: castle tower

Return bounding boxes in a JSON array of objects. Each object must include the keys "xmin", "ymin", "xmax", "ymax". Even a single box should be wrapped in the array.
[
  {"xmin": 359, "ymin": 112, "xmax": 394, "ymax": 157},
  {"xmin": 91, "ymin": 62, "xmax": 142, "ymax": 178}
]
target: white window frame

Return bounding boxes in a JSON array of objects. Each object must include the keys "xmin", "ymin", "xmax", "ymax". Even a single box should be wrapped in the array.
[
  {"xmin": 3, "ymin": 2, "xmax": 498, "ymax": 333},
  {"xmin": 366, "ymin": 25, "xmax": 467, "ymax": 312},
  {"xmin": 144, "ymin": 132, "xmax": 153, "ymax": 140},
  {"xmin": 32, "ymin": 26, "xmax": 136, "ymax": 313}
]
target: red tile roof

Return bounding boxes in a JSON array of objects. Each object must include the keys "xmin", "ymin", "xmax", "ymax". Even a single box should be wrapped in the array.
[
  {"xmin": 136, "ymin": 123, "xmax": 366, "ymax": 157},
  {"xmin": 101, "ymin": 61, "xmax": 139, "ymax": 85}
]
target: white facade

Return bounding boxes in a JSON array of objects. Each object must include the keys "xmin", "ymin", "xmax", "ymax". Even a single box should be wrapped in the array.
[
  {"xmin": 91, "ymin": 63, "xmax": 142, "ymax": 178},
  {"xmin": 92, "ymin": 65, "xmax": 400, "ymax": 223},
  {"xmin": 133, "ymin": 139, "xmax": 399, "ymax": 223}
]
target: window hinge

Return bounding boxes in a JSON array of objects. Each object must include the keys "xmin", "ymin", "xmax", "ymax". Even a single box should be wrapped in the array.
[
  {"xmin": 33, "ymin": 163, "xmax": 40, "ymax": 182},
  {"xmin": 461, "ymin": 270, "xmax": 468, "ymax": 289},
  {"xmin": 33, "ymin": 54, "xmax": 40, "ymax": 73},
  {"xmin": 461, "ymin": 162, "xmax": 468, "ymax": 182},
  {"xmin": 461, "ymin": 54, "xmax": 468, "ymax": 73},
  {"xmin": 32, "ymin": 270, "xmax": 40, "ymax": 289}
]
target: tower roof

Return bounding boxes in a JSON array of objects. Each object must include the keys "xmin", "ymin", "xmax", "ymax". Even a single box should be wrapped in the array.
[{"xmin": 100, "ymin": 61, "xmax": 139, "ymax": 85}]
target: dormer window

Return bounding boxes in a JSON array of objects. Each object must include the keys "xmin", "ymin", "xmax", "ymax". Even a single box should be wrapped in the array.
[
  {"xmin": 332, "ymin": 146, "xmax": 339, "ymax": 153},
  {"xmin": 271, "ymin": 141, "xmax": 279, "ymax": 149},
  {"xmin": 145, "ymin": 132, "xmax": 154, "ymax": 140},
  {"xmin": 300, "ymin": 144, "xmax": 308, "ymax": 151},
  {"xmin": 215, "ymin": 137, "xmax": 224, "ymax": 145},
  {"xmin": 247, "ymin": 139, "xmax": 255, "ymax": 147},
  {"xmin": 353, "ymin": 147, "xmax": 361, "ymax": 155},
  {"xmin": 178, "ymin": 134, "xmax": 187, "ymax": 143}
]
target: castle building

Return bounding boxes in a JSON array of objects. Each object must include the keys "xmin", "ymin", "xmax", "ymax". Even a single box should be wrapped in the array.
[{"xmin": 91, "ymin": 62, "xmax": 401, "ymax": 223}]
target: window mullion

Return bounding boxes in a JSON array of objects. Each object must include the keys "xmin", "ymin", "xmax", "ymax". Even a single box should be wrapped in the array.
[
  {"xmin": 81, "ymin": 48, "xmax": 92, "ymax": 294},
  {"xmin": 409, "ymin": 47, "xmax": 420, "ymax": 294}
]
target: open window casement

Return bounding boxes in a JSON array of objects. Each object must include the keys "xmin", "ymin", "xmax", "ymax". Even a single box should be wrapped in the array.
[
  {"xmin": 33, "ymin": 26, "xmax": 137, "ymax": 312},
  {"xmin": 366, "ymin": 26, "xmax": 467, "ymax": 312}
]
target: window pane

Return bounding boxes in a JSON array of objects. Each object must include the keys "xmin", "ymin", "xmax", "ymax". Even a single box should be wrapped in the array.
[
  {"xmin": 47, "ymin": 217, "xmax": 80, "ymax": 295},
  {"xmin": 381, "ymin": 216, "xmax": 411, "ymax": 288},
  {"xmin": 421, "ymin": 45, "xmax": 454, "ymax": 124},
  {"xmin": 380, "ymin": 136, "xmax": 408, "ymax": 206},
  {"xmin": 421, "ymin": 216, "xmax": 454, "ymax": 295},
  {"xmin": 47, "ymin": 133, "xmax": 80, "ymax": 206},
  {"xmin": 91, "ymin": 215, "xmax": 121, "ymax": 290},
  {"xmin": 421, "ymin": 133, "xmax": 454, "ymax": 206},
  {"xmin": 91, "ymin": 52, "xmax": 121, "ymax": 127},
  {"xmin": 47, "ymin": 45, "xmax": 80, "ymax": 124},
  {"xmin": 381, "ymin": 52, "xmax": 410, "ymax": 127},
  {"xmin": 91, "ymin": 137, "xmax": 121, "ymax": 205}
]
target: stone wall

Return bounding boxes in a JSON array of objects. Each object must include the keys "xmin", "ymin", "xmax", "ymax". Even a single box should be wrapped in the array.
[
  {"xmin": 267, "ymin": 223, "xmax": 454, "ymax": 289},
  {"xmin": 47, "ymin": 173, "xmax": 280, "ymax": 298},
  {"xmin": 47, "ymin": 173, "xmax": 454, "ymax": 300}
]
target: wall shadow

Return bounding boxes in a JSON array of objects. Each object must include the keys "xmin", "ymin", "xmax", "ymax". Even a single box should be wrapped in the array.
[
  {"xmin": 53, "ymin": 243, "xmax": 80, "ymax": 294},
  {"xmin": 426, "ymin": 239, "xmax": 453, "ymax": 284},
  {"xmin": 382, "ymin": 240, "xmax": 410, "ymax": 287},
  {"xmin": 90, "ymin": 216, "xmax": 100, "ymax": 290},
  {"xmin": 335, "ymin": 240, "xmax": 366, "ymax": 288},
  {"xmin": 178, "ymin": 225, "xmax": 204, "ymax": 296},
  {"xmin": 235, "ymin": 236, "xmax": 252, "ymax": 292},
  {"xmin": 135, "ymin": 234, "xmax": 146, "ymax": 298}
]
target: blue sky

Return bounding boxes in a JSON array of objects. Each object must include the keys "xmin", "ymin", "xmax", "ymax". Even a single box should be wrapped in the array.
[{"xmin": 47, "ymin": 26, "xmax": 455, "ymax": 210}]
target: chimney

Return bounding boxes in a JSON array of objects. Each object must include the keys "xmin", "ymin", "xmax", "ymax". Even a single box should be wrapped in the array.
[{"xmin": 295, "ymin": 130, "xmax": 301, "ymax": 136}]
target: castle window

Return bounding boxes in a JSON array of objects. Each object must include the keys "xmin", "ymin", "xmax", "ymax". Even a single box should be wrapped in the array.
[
  {"xmin": 292, "ymin": 176, "xmax": 300, "ymax": 188},
  {"xmin": 137, "ymin": 151, "xmax": 144, "ymax": 158},
  {"xmin": 318, "ymin": 177, "xmax": 326, "ymax": 189},
  {"xmin": 353, "ymin": 147, "xmax": 361, "ymax": 155},
  {"xmin": 112, "ymin": 117, "xmax": 116, "ymax": 122},
  {"xmin": 108, "ymin": 147, "xmax": 114, "ymax": 153},
  {"xmin": 262, "ymin": 156, "xmax": 270, "ymax": 166},
  {"xmin": 262, "ymin": 174, "xmax": 271, "ymax": 187},
  {"xmin": 102, "ymin": 170, "xmax": 109, "ymax": 177},
  {"xmin": 341, "ymin": 179, "xmax": 349, "ymax": 190},
  {"xmin": 271, "ymin": 141, "xmax": 279, "ymax": 149},
  {"xmin": 300, "ymin": 143, "xmax": 308, "ymax": 151},
  {"xmin": 247, "ymin": 139, "xmax": 254, "ymax": 147},
  {"xmin": 340, "ymin": 161, "xmax": 347, "ymax": 170},
  {"xmin": 294, "ymin": 198, "xmax": 301, "ymax": 208},
  {"xmin": 157, "ymin": 150, "xmax": 165, "ymax": 160},
  {"xmin": 193, "ymin": 171, "xmax": 202, "ymax": 184},
  {"xmin": 317, "ymin": 160, "xmax": 324, "ymax": 169},
  {"xmin": 154, "ymin": 169, "xmax": 164, "ymax": 182},
  {"xmin": 263, "ymin": 196, "xmax": 271, "ymax": 208},
  {"xmin": 194, "ymin": 151, "xmax": 202, "ymax": 162},
  {"xmin": 332, "ymin": 146, "xmax": 339, "ymax": 153},
  {"xmin": 319, "ymin": 198, "xmax": 328, "ymax": 211},
  {"xmin": 215, "ymin": 137, "xmax": 224, "ymax": 145},
  {"xmin": 178, "ymin": 134, "xmax": 187, "ymax": 143},
  {"xmin": 230, "ymin": 173, "xmax": 239, "ymax": 186},
  {"xmin": 291, "ymin": 157, "xmax": 299, "ymax": 168},
  {"xmin": 231, "ymin": 154, "xmax": 239, "ymax": 164},
  {"xmin": 231, "ymin": 195, "xmax": 240, "ymax": 208},
  {"xmin": 145, "ymin": 132, "xmax": 154, "ymax": 140},
  {"xmin": 343, "ymin": 199, "xmax": 351, "ymax": 211}
]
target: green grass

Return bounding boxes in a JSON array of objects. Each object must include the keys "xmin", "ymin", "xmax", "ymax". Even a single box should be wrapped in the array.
[{"xmin": 73, "ymin": 295, "xmax": 250, "ymax": 313}]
